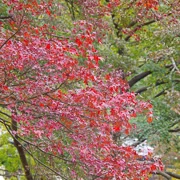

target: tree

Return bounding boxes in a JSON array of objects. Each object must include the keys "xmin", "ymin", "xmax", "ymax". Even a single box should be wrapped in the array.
[
  {"xmin": 101, "ymin": 0, "xmax": 180, "ymax": 179},
  {"xmin": 0, "ymin": 0, "xmax": 164, "ymax": 179}
]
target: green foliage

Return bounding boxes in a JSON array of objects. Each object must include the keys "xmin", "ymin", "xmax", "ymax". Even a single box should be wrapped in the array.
[
  {"xmin": 0, "ymin": 1, "xmax": 9, "ymax": 16},
  {"xmin": 0, "ymin": 132, "xmax": 21, "ymax": 172}
]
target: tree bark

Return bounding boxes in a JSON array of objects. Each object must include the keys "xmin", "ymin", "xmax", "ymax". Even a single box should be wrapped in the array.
[
  {"xmin": 128, "ymin": 71, "xmax": 152, "ymax": 87},
  {"xmin": 155, "ymin": 171, "xmax": 172, "ymax": 180},
  {"xmin": 11, "ymin": 120, "xmax": 33, "ymax": 180},
  {"xmin": 166, "ymin": 172, "xmax": 180, "ymax": 179}
]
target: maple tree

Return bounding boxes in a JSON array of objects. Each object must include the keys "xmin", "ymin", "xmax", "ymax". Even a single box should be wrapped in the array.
[{"xmin": 0, "ymin": 0, "xmax": 171, "ymax": 179}]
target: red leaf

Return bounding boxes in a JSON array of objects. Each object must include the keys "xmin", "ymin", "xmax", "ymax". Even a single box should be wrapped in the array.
[
  {"xmin": 94, "ymin": 55, "xmax": 100, "ymax": 64},
  {"xmin": 113, "ymin": 122, "xmax": 121, "ymax": 132},
  {"xmin": 148, "ymin": 104, "xmax": 153, "ymax": 109},
  {"xmin": 75, "ymin": 38, "xmax": 83, "ymax": 47},
  {"xmin": 150, "ymin": 164, "xmax": 157, "ymax": 171},
  {"xmin": 131, "ymin": 112, "xmax": 137, "ymax": 117},
  {"xmin": 90, "ymin": 120, "xmax": 96, "ymax": 127},
  {"xmin": 113, "ymin": 126, "xmax": 120, "ymax": 132},
  {"xmin": 147, "ymin": 117, "xmax": 153, "ymax": 123},
  {"xmin": 105, "ymin": 74, "xmax": 110, "ymax": 80},
  {"xmin": 46, "ymin": 9, "xmax": 51, "ymax": 16},
  {"xmin": 2, "ymin": 85, "xmax": 9, "ymax": 91},
  {"xmin": 23, "ymin": 39, "xmax": 29, "ymax": 46},
  {"xmin": 46, "ymin": 44, "xmax": 51, "ymax": 50},
  {"xmin": 125, "ymin": 129, "xmax": 129, "ymax": 135},
  {"xmin": 24, "ymin": 32, "xmax": 30, "ymax": 37},
  {"xmin": 39, "ymin": 103, "xmax": 44, "ymax": 107}
]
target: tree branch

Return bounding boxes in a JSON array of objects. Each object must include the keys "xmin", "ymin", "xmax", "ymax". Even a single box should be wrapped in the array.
[
  {"xmin": 0, "ymin": 27, "xmax": 21, "ymax": 50},
  {"xmin": 168, "ymin": 128, "xmax": 180, "ymax": 133},
  {"xmin": 166, "ymin": 171, "xmax": 180, "ymax": 179},
  {"xmin": 135, "ymin": 86, "xmax": 149, "ymax": 94},
  {"xmin": 0, "ymin": 15, "xmax": 13, "ymax": 20},
  {"xmin": 124, "ymin": 13, "xmax": 172, "ymax": 41},
  {"xmin": 135, "ymin": 81, "xmax": 167, "ymax": 94},
  {"xmin": 128, "ymin": 71, "xmax": 152, "ymax": 87},
  {"xmin": 6, "ymin": 121, "xmax": 34, "ymax": 180},
  {"xmin": 0, "ymin": 13, "xmax": 24, "ymax": 49},
  {"xmin": 125, "ymin": 20, "xmax": 156, "ymax": 41},
  {"xmin": 154, "ymin": 89, "xmax": 167, "ymax": 98},
  {"xmin": 155, "ymin": 171, "xmax": 172, "ymax": 180},
  {"xmin": 169, "ymin": 119, "xmax": 180, "ymax": 128}
]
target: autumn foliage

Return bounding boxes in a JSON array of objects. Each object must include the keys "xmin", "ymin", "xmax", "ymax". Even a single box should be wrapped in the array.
[{"xmin": 0, "ymin": 0, "xmax": 164, "ymax": 179}]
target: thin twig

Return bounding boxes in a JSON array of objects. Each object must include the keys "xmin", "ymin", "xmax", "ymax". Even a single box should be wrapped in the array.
[{"xmin": 0, "ymin": 28, "xmax": 22, "ymax": 49}]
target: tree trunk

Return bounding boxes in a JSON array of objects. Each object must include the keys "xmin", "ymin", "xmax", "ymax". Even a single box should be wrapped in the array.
[{"xmin": 11, "ymin": 120, "xmax": 33, "ymax": 180}]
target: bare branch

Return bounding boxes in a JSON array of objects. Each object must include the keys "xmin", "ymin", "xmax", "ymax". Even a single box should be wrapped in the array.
[
  {"xmin": 154, "ymin": 89, "xmax": 167, "ymax": 98},
  {"xmin": 169, "ymin": 128, "xmax": 180, "ymax": 133},
  {"xmin": 135, "ymin": 81, "xmax": 167, "ymax": 94},
  {"xmin": 135, "ymin": 86, "xmax": 149, "ymax": 94},
  {"xmin": 166, "ymin": 171, "xmax": 180, "ymax": 179},
  {"xmin": 0, "ymin": 15, "xmax": 13, "ymax": 20},
  {"xmin": 128, "ymin": 71, "xmax": 152, "ymax": 87},
  {"xmin": 155, "ymin": 171, "xmax": 172, "ymax": 180}
]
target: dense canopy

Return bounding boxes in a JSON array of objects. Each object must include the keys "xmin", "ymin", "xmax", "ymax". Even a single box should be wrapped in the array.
[{"xmin": 0, "ymin": 0, "xmax": 179, "ymax": 180}]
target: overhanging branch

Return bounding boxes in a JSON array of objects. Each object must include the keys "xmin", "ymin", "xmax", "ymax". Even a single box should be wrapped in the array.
[
  {"xmin": 135, "ymin": 81, "xmax": 167, "ymax": 94},
  {"xmin": 154, "ymin": 89, "xmax": 167, "ymax": 98},
  {"xmin": 128, "ymin": 71, "xmax": 152, "ymax": 87},
  {"xmin": 166, "ymin": 171, "xmax": 180, "ymax": 179},
  {"xmin": 168, "ymin": 128, "xmax": 180, "ymax": 133},
  {"xmin": 155, "ymin": 171, "xmax": 171, "ymax": 180},
  {"xmin": 0, "ymin": 15, "xmax": 13, "ymax": 20}
]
